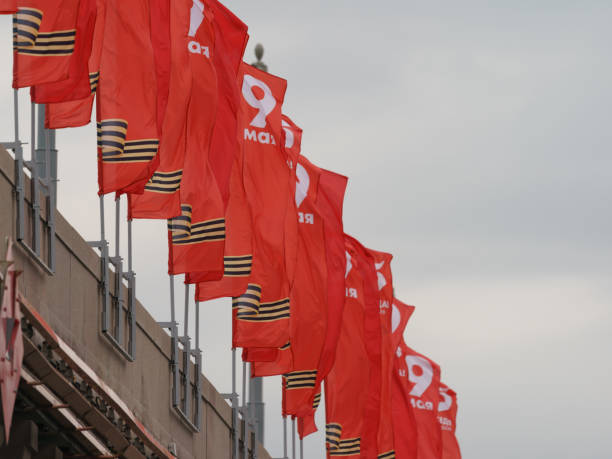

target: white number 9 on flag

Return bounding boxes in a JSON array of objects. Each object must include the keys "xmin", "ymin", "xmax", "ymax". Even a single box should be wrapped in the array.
[
  {"xmin": 405, "ymin": 355, "xmax": 434, "ymax": 397},
  {"xmin": 242, "ymin": 75, "xmax": 276, "ymax": 128}
]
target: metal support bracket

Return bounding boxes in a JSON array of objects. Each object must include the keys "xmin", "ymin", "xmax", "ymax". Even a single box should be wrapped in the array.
[
  {"xmin": 160, "ymin": 279, "xmax": 201, "ymax": 432},
  {"xmin": 89, "ymin": 196, "xmax": 134, "ymax": 362},
  {"xmin": 3, "ymin": 95, "xmax": 55, "ymax": 274}
]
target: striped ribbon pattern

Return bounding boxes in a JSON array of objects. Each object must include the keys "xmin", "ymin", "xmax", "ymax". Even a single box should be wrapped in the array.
[
  {"xmin": 232, "ymin": 284, "xmax": 261, "ymax": 313},
  {"xmin": 13, "ymin": 7, "xmax": 42, "ymax": 47},
  {"xmin": 329, "ymin": 438, "xmax": 360, "ymax": 456},
  {"xmin": 283, "ymin": 370, "xmax": 317, "ymax": 390},
  {"xmin": 223, "ymin": 255, "xmax": 252, "ymax": 277},
  {"xmin": 144, "ymin": 170, "xmax": 182, "ymax": 194}
]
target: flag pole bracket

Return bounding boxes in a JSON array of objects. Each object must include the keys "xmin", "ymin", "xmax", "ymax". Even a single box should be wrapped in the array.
[
  {"xmin": 89, "ymin": 196, "xmax": 135, "ymax": 362},
  {"xmin": 3, "ymin": 94, "xmax": 55, "ymax": 275}
]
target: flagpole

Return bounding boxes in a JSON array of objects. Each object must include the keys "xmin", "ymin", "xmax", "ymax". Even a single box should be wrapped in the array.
[
  {"xmin": 233, "ymin": 348, "xmax": 239, "ymax": 458},
  {"xmin": 291, "ymin": 417, "xmax": 296, "ymax": 459},
  {"xmin": 283, "ymin": 415, "xmax": 288, "ymax": 459},
  {"xmin": 247, "ymin": 42, "xmax": 268, "ymax": 449},
  {"xmin": 242, "ymin": 360, "xmax": 249, "ymax": 459},
  {"xmin": 299, "ymin": 437, "xmax": 303, "ymax": 459}
]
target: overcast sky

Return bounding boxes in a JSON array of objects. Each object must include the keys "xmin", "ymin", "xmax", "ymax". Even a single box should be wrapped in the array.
[{"xmin": 2, "ymin": 1, "xmax": 612, "ymax": 458}]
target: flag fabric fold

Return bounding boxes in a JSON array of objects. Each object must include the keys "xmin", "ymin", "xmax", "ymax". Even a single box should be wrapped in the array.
[
  {"xmin": 324, "ymin": 235, "xmax": 381, "ymax": 457},
  {"xmin": 95, "ymin": 0, "xmax": 159, "ymax": 195},
  {"xmin": 439, "ymin": 383, "xmax": 462, "ymax": 459},
  {"xmin": 230, "ymin": 63, "xmax": 293, "ymax": 350},
  {"xmin": 30, "ymin": 0, "xmax": 96, "ymax": 104},
  {"xmin": 129, "ymin": 0, "xmax": 189, "ymax": 220},
  {"xmin": 13, "ymin": 0, "xmax": 80, "ymax": 88},
  {"xmin": 391, "ymin": 299, "xmax": 418, "ymax": 459},
  {"xmin": 249, "ymin": 117, "xmax": 306, "ymax": 377},
  {"xmin": 166, "ymin": 0, "xmax": 224, "ymax": 279},
  {"xmin": 298, "ymin": 167, "xmax": 348, "ymax": 439},
  {"xmin": 324, "ymin": 244, "xmax": 370, "ymax": 458},
  {"xmin": 367, "ymin": 248, "xmax": 396, "ymax": 459},
  {"xmin": 44, "ymin": 0, "xmax": 105, "ymax": 129},
  {"xmin": 395, "ymin": 343, "xmax": 443, "ymax": 459},
  {"xmin": 207, "ymin": 0, "xmax": 248, "ymax": 210}
]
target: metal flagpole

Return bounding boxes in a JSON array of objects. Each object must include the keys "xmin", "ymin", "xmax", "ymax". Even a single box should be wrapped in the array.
[
  {"xmin": 169, "ymin": 275, "xmax": 179, "ymax": 407},
  {"xmin": 283, "ymin": 416, "xmax": 288, "ymax": 459},
  {"xmin": 242, "ymin": 361, "xmax": 249, "ymax": 459},
  {"xmin": 13, "ymin": 90, "xmax": 25, "ymax": 243},
  {"xmin": 183, "ymin": 283, "xmax": 191, "ymax": 417},
  {"xmin": 127, "ymin": 217, "xmax": 136, "ymax": 357},
  {"xmin": 292, "ymin": 417, "xmax": 296, "ymax": 459},
  {"xmin": 299, "ymin": 437, "xmax": 303, "ymax": 459},
  {"xmin": 114, "ymin": 196, "xmax": 123, "ymax": 340},
  {"xmin": 30, "ymin": 102, "xmax": 40, "ymax": 255},
  {"xmin": 232, "ymin": 348, "xmax": 239, "ymax": 458},
  {"xmin": 223, "ymin": 346, "xmax": 240, "ymax": 458}
]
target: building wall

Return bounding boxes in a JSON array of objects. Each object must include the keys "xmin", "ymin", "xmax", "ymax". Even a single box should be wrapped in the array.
[{"xmin": 0, "ymin": 146, "xmax": 271, "ymax": 459}]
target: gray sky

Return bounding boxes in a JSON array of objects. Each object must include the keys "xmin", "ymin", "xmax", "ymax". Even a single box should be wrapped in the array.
[{"xmin": 2, "ymin": 1, "xmax": 612, "ymax": 457}]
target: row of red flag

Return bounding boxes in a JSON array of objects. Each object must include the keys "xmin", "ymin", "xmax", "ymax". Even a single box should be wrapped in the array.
[{"xmin": 2, "ymin": 1, "xmax": 462, "ymax": 457}]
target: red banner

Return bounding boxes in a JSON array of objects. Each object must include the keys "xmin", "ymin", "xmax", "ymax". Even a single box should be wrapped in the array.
[
  {"xmin": 129, "ymin": 0, "xmax": 193, "ymax": 219},
  {"xmin": 439, "ymin": 383, "xmax": 462, "ymax": 459},
  {"xmin": 395, "ymin": 343, "xmax": 443, "ymax": 459},
  {"xmin": 231, "ymin": 63, "xmax": 293, "ymax": 349},
  {"xmin": 167, "ymin": 0, "xmax": 224, "ymax": 279},
  {"xmin": 44, "ymin": 0, "xmax": 105, "ymax": 129},
  {"xmin": 301, "ymin": 167, "xmax": 348, "ymax": 439},
  {"xmin": 13, "ymin": 0, "xmax": 80, "ymax": 88},
  {"xmin": 367, "ymin": 248, "xmax": 396, "ymax": 459},
  {"xmin": 96, "ymin": 0, "xmax": 159, "ymax": 195},
  {"xmin": 324, "ymin": 243, "xmax": 370, "ymax": 457},
  {"xmin": 248, "ymin": 117, "xmax": 304, "ymax": 376},
  {"xmin": 30, "ymin": 0, "xmax": 96, "ymax": 104},
  {"xmin": 391, "ymin": 299, "xmax": 418, "ymax": 459}
]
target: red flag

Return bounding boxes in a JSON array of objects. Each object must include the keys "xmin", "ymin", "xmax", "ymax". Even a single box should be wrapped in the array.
[
  {"xmin": 96, "ymin": 0, "xmax": 159, "ymax": 195},
  {"xmin": 439, "ymin": 383, "xmax": 462, "ymax": 459},
  {"xmin": 190, "ymin": 2, "xmax": 249, "ymax": 295},
  {"xmin": 257, "ymin": 158, "xmax": 347, "ymax": 425},
  {"xmin": 131, "ymin": 0, "xmax": 247, "ymax": 221},
  {"xmin": 207, "ymin": 0, "xmax": 248, "ymax": 209},
  {"xmin": 251, "ymin": 154, "xmax": 326, "ymax": 386},
  {"xmin": 129, "ymin": 0, "xmax": 190, "ymax": 219},
  {"xmin": 396, "ymin": 344, "xmax": 443, "ymax": 459},
  {"xmin": 367, "ymin": 248, "xmax": 396, "ymax": 459},
  {"xmin": 193, "ymin": 148, "xmax": 252, "ymax": 298},
  {"xmin": 391, "ymin": 300, "xmax": 418, "ymax": 459},
  {"xmin": 324, "ymin": 243, "xmax": 370, "ymax": 457},
  {"xmin": 248, "ymin": 119, "xmax": 306, "ymax": 376},
  {"xmin": 44, "ymin": 0, "xmax": 103, "ymax": 129},
  {"xmin": 324, "ymin": 235, "xmax": 381, "ymax": 457},
  {"xmin": 0, "ymin": 1, "xmax": 16, "ymax": 13},
  {"xmin": 231, "ymin": 63, "xmax": 293, "ymax": 349},
  {"xmin": 280, "ymin": 157, "xmax": 331, "ymax": 416},
  {"xmin": 167, "ymin": 0, "xmax": 224, "ymax": 279},
  {"xmin": 308, "ymin": 169, "xmax": 348, "ymax": 388},
  {"xmin": 298, "ymin": 167, "xmax": 348, "ymax": 439},
  {"xmin": 12, "ymin": 0, "xmax": 80, "ymax": 88},
  {"xmin": 30, "ymin": 0, "xmax": 96, "ymax": 104}
]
